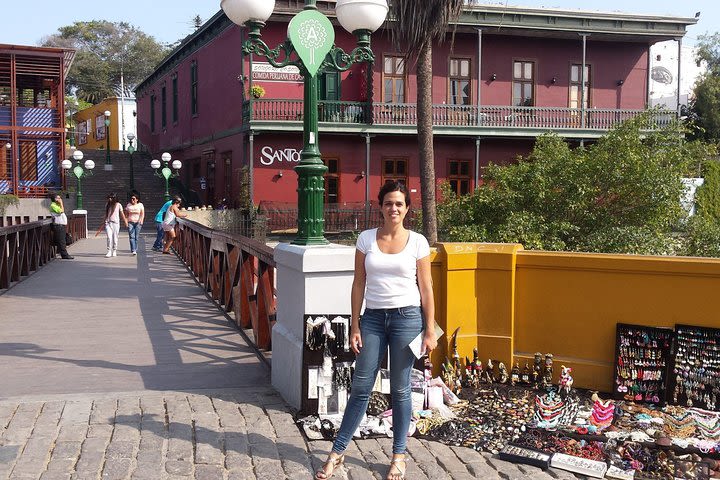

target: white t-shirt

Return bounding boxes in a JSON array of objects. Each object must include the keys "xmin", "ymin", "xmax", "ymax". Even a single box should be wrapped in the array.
[{"xmin": 356, "ymin": 228, "xmax": 431, "ymax": 309}]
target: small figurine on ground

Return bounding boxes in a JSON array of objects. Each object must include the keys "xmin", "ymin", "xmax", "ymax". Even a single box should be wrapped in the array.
[
  {"xmin": 497, "ymin": 362, "xmax": 509, "ymax": 384},
  {"xmin": 540, "ymin": 353, "xmax": 554, "ymax": 391},
  {"xmin": 521, "ymin": 362, "xmax": 531, "ymax": 385},
  {"xmin": 510, "ymin": 361, "xmax": 521, "ymax": 386},
  {"xmin": 484, "ymin": 359, "xmax": 495, "ymax": 383},
  {"xmin": 532, "ymin": 352, "xmax": 543, "ymax": 389},
  {"xmin": 558, "ymin": 365, "xmax": 574, "ymax": 397}
]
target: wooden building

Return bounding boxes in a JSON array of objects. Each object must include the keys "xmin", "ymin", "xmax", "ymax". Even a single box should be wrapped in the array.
[{"xmin": 0, "ymin": 44, "xmax": 75, "ymax": 197}]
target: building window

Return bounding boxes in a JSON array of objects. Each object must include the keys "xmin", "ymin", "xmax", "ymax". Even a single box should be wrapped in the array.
[
  {"xmin": 512, "ymin": 61, "xmax": 534, "ymax": 107},
  {"xmin": 448, "ymin": 159, "xmax": 471, "ymax": 195},
  {"xmin": 383, "ymin": 55, "xmax": 405, "ymax": 103},
  {"xmin": 19, "ymin": 141, "xmax": 37, "ymax": 181},
  {"xmin": 172, "ymin": 75, "xmax": 178, "ymax": 123},
  {"xmin": 449, "ymin": 58, "xmax": 471, "ymax": 105},
  {"xmin": 150, "ymin": 94, "xmax": 156, "ymax": 133},
  {"xmin": 190, "ymin": 61, "xmax": 198, "ymax": 115},
  {"xmin": 323, "ymin": 157, "xmax": 339, "ymax": 204},
  {"xmin": 161, "ymin": 85, "xmax": 167, "ymax": 129},
  {"xmin": 382, "ymin": 157, "xmax": 408, "ymax": 186},
  {"xmin": 569, "ymin": 64, "xmax": 590, "ymax": 109}
]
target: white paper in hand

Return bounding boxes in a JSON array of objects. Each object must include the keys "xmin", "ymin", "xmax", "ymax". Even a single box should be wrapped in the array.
[{"xmin": 409, "ymin": 324, "xmax": 444, "ymax": 359}]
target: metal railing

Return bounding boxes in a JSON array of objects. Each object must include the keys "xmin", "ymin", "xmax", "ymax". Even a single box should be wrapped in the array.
[
  {"xmin": 174, "ymin": 218, "xmax": 276, "ymax": 351},
  {"xmin": 244, "ymin": 99, "xmax": 676, "ymax": 130}
]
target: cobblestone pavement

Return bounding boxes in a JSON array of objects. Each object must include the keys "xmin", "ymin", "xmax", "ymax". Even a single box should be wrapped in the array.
[{"xmin": 0, "ymin": 388, "xmax": 588, "ymax": 480}]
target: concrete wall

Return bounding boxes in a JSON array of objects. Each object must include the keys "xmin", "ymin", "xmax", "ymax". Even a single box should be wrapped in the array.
[
  {"xmin": 432, "ymin": 243, "xmax": 720, "ymax": 393},
  {"xmin": 2, "ymin": 197, "xmax": 77, "ymax": 222}
]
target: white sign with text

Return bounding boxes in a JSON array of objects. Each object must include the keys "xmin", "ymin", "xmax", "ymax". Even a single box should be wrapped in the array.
[{"xmin": 259, "ymin": 146, "xmax": 302, "ymax": 166}]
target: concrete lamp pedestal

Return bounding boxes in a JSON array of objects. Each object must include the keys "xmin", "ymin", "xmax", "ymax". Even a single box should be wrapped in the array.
[{"xmin": 272, "ymin": 242, "xmax": 355, "ymax": 410}]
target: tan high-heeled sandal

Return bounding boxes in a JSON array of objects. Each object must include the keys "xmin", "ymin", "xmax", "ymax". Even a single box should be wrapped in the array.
[
  {"xmin": 315, "ymin": 452, "xmax": 345, "ymax": 479},
  {"xmin": 386, "ymin": 457, "xmax": 406, "ymax": 480}
]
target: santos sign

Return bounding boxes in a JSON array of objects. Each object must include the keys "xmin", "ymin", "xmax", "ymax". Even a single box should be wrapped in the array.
[{"xmin": 259, "ymin": 146, "xmax": 302, "ymax": 166}]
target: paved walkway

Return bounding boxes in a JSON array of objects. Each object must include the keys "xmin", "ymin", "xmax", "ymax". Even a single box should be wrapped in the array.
[{"xmin": 0, "ymin": 237, "xmax": 581, "ymax": 479}]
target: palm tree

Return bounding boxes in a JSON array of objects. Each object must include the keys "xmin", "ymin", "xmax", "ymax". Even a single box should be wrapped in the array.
[{"xmin": 388, "ymin": 0, "xmax": 466, "ymax": 244}]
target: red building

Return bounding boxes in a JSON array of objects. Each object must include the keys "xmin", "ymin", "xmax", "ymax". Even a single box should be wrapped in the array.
[
  {"xmin": 135, "ymin": 2, "xmax": 695, "ymax": 210},
  {"xmin": 0, "ymin": 45, "xmax": 75, "ymax": 197}
]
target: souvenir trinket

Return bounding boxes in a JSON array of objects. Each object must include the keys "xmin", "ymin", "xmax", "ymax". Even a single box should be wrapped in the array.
[
  {"xmin": 559, "ymin": 365, "xmax": 574, "ymax": 397},
  {"xmin": 497, "ymin": 362, "xmax": 509, "ymax": 384},
  {"xmin": 521, "ymin": 362, "xmax": 531, "ymax": 385},
  {"xmin": 532, "ymin": 352, "xmax": 542, "ymax": 389},
  {"xmin": 541, "ymin": 353, "xmax": 554, "ymax": 391},
  {"xmin": 499, "ymin": 444, "xmax": 551, "ymax": 470},
  {"xmin": 511, "ymin": 361, "xmax": 521, "ymax": 386},
  {"xmin": 670, "ymin": 325, "xmax": 720, "ymax": 411},
  {"xmin": 484, "ymin": 359, "xmax": 495, "ymax": 383},
  {"xmin": 550, "ymin": 452, "xmax": 608, "ymax": 479},
  {"xmin": 588, "ymin": 392, "xmax": 614, "ymax": 430}
]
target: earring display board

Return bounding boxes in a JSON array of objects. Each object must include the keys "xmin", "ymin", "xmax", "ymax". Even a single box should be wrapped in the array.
[
  {"xmin": 612, "ymin": 324, "xmax": 673, "ymax": 405},
  {"xmin": 302, "ymin": 314, "xmax": 356, "ymax": 415},
  {"xmin": 669, "ymin": 324, "xmax": 720, "ymax": 411}
]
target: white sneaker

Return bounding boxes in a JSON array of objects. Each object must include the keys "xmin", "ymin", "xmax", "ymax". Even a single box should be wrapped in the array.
[
  {"xmin": 105, "ymin": 250, "xmax": 112, "ymax": 258},
  {"xmin": 112, "ymin": 250, "xmax": 117, "ymax": 257},
  {"xmin": 132, "ymin": 251, "xmax": 137, "ymax": 256}
]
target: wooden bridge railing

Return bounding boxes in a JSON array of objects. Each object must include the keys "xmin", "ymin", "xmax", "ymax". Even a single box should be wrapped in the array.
[
  {"xmin": 174, "ymin": 218, "xmax": 276, "ymax": 351},
  {"xmin": 0, "ymin": 214, "xmax": 87, "ymax": 292}
]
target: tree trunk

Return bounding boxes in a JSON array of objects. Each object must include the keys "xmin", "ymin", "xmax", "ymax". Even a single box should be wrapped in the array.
[{"xmin": 417, "ymin": 42, "xmax": 438, "ymax": 244}]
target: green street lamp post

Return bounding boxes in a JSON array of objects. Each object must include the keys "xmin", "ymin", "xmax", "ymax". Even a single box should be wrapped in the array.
[
  {"xmin": 61, "ymin": 149, "xmax": 95, "ymax": 210},
  {"xmin": 104, "ymin": 110, "xmax": 112, "ymax": 170},
  {"xmin": 127, "ymin": 132, "xmax": 136, "ymax": 192},
  {"xmin": 151, "ymin": 152, "xmax": 182, "ymax": 202},
  {"xmin": 221, "ymin": 0, "xmax": 388, "ymax": 245}
]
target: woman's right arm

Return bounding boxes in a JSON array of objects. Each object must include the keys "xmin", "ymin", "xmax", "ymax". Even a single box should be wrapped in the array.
[{"xmin": 349, "ymin": 249, "xmax": 366, "ymax": 354}]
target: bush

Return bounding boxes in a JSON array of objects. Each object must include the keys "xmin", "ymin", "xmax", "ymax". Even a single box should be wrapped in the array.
[
  {"xmin": 696, "ymin": 159, "xmax": 720, "ymax": 222},
  {"xmin": 0, "ymin": 194, "xmax": 19, "ymax": 216},
  {"xmin": 684, "ymin": 215, "xmax": 720, "ymax": 257},
  {"xmin": 437, "ymin": 114, "xmax": 718, "ymax": 255}
]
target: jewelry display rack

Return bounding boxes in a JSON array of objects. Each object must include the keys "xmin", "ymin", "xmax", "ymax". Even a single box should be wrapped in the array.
[
  {"xmin": 669, "ymin": 324, "xmax": 720, "ymax": 411},
  {"xmin": 612, "ymin": 323, "xmax": 674, "ymax": 405},
  {"xmin": 302, "ymin": 314, "xmax": 355, "ymax": 414}
]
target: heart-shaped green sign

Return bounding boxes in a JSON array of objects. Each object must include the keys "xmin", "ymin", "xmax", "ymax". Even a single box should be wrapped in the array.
[{"xmin": 288, "ymin": 10, "xmax": 335, "ymax": 77}]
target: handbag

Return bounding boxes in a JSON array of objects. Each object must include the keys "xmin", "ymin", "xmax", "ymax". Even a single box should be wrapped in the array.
[{"xmin": 65, "ymin": 232, "xmax": 74, "ymax": 245}]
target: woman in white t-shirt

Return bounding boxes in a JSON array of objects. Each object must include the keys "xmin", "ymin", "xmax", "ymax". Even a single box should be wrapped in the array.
[
  {"xmin": 316, "ymin": 181, "xmax": 436, "ymax": 480},
  {"xmin": 103, "ymin": 192, "xmax": 127, "ymax": 258},
  {"xmin": 125, "ymin": 193, "xmax": 145, "ymax": 255}
]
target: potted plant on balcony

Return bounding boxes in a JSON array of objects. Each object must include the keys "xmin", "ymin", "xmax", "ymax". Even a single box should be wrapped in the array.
[{"xmin": 249, "ymin": 85, "xmax": 265, "ymax": 99}]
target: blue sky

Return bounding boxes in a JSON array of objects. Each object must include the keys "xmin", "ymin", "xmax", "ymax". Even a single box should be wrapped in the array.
[{"xmin": 1, "ymin": 1, "xmax": 717, "ymax": 48}]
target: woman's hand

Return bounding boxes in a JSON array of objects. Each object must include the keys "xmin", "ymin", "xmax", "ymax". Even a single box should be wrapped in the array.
[
  {"xmin": 349, "ymin": 326, "xmax": 362, "ymax": 354},
  {"xmin": 421, "ymin": 328, "xmax": 438, "ymax": 356}
]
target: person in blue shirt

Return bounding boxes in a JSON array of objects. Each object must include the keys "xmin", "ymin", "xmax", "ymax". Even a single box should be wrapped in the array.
[{"xmin": 152, "ymin": 199, "xmax": 173, "ymax": 251}]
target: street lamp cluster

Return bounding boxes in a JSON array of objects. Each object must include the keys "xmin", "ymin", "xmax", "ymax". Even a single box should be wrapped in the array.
[
  {"xmin": 61, "ymin": 150, "xmax": 95, "ymax": 210},
  {"xmin": 151, "ymin": 152, "xmax": 182, "ymax": 202},
  {"xmin": 221, "ymin": 0, "xmax": 388, "ymax": 245}
]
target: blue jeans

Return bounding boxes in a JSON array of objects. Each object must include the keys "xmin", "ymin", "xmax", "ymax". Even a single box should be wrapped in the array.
[
  {"xmin": 128, "ymin": 222, "xmax": 142, "ymax": 252},
  {"xmin": 332, "ymin": 305, "xmax": 423, "ymax": 455},
  {"xmin": 153, "ymin": 222, "xmax": 164, "ymax": 250}
]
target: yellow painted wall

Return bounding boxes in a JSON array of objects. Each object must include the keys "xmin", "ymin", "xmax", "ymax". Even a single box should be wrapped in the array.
[
  {"xmin": 432, "ymin": 244, "xmax": 720, "ymax": 393},
  {"xmin": 73, "ymin": 99, "xmax": 119, "ymax": 151}
]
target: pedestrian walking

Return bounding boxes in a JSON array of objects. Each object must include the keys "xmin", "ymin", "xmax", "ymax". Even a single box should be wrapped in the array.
[
  {"xmin": 125, "ymin": 193, "xmax": 145, "ymax": 255},
  {"xmin": 315, "ymin": 181, "xmax": 436, "ymax": 480},
  {"xmin": 48, "ymin": 193, "xmax": 73, "ymax": 260},
  {"xmin": 152, "ymin": 199, "xmax": 173, "ymax": 251},
  {"xmin": 103, "ymin": 193, "xmax": 127, "ymax": 257},
  {"xmin": 161, "ymin": 196, "xmax": 187, "ymax": 254}
]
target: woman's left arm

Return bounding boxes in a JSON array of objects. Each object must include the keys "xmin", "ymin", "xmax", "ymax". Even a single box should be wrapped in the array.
[
  {"xmin": 417, "ymin": 255, "xmax": 437, "ymax": 355},
  {"xmin": 139, "ymin": 204, "xmax": 145, "ymax": 224}
]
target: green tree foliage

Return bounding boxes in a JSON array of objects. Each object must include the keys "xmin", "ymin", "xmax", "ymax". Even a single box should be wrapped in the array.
[
  {"xmin": 695, "ymin": 159, "xmax": 720, "ymax": 222},
  {"xmin": 689, "ymin": 34, "xmax": 720, "ymax": 143},
  {"xmin": 437, "ymin": 115, "xmax": 717, "ymax": 255},
  {"xmin": 42, "ymin": 21, "xmax": 168, "ymax": 103}
]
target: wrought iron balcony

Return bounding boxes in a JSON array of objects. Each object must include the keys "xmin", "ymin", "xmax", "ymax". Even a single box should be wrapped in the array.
[{"xmin": 242, "ymin": 99, "xmax": 677, "ymax": 131}]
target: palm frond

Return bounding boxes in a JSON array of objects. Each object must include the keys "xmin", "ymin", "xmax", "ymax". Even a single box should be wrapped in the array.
[{"xmin": 388, "ymin": 0, "xmax": 468, "ymax": 56}]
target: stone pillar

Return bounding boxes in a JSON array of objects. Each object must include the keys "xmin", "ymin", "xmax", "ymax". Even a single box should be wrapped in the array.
[{"xmin": 272, "ymin": 243, "xmax": 355, "ymax": 410}]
